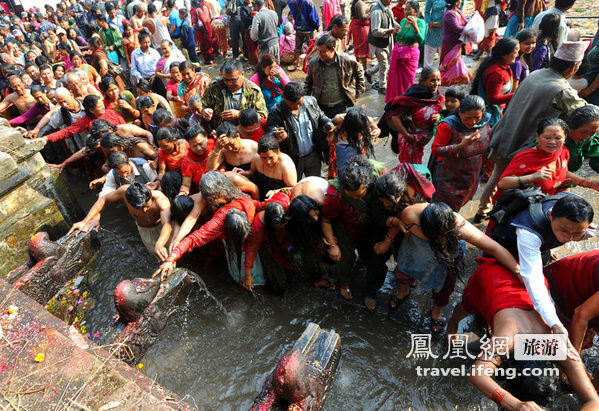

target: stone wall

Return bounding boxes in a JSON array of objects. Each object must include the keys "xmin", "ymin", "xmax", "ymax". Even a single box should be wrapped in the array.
[{"xmin": 0, "ymin": 121, "xmax": 84, "ymax": 276}]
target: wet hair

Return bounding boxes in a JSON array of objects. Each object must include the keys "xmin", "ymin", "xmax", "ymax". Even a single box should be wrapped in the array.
[
  {"xmin": 256, "ymin": 53, "xmax": 278, "ymax": 83},
  {"xmin": 221, "ymin": 59, "xmax": 244, "ymax": 75},
  {"xmin": 459, "ymin": 95, "xmax": 486, "ymax": 113},
  {"xmin": 155, "ymin": 126, "xmax": 178, "ymax": 142},
  {"xmin": 136, "ymin": 78, "xmax": 152, "ymax": 93},
  {"xmin": 327, "ymin": 14, "xmax": 348, "ymax": 31},
  {"xmin": 99, "ymin": 76, "xmax": 119, "ymax": 93},
  {"xmin": 200, "ymin": 171, "xmax": 243, "ymax": 212},
  {"xmin": 184, "ymin": 124, "xmax": 207, "ymax": 142},
  {"xmin": 82, "ymin": 94, "xmax": 101, "ymax": 117},
  {"xmin": 283, "ymin": 82, "xmax": 304, "ymax": 102},
  {"xmin": 537, "ymin": 13, "xmax": 560, "ymax": 53},
  {"xmin": 224, "ymin": 208, "xmax": 251, "ymax": 273},
  {"xmin": 567, "ymin": 105, "xmax": 599, "ymax": 130},
  {"xmin": 338, "ymin": 107, "xmax": 374, "ymax": 158},
  {"xmin": 240, "ymin": 108, "xmax": 259, "ymax": 127},
  {"xmin": 172, "ymin": 195, "xmax": 195, "ymax": 224},
  {"xmin": 216, "ymin": 121, "xmax": 238, "ymax": 138},
  {"xmin": 552, "ymin": 195, "xmax": 593, "ymax": 223},
  {"xmin": 258, "ymin": 133, "xmax": 280, "ymax": 153},
  {"xmin": 136, "ymin": 95, "xmax": 154, "ymax": 110},
  {"xmin": 264, "ymin": 201, "xmax": 290, "ymax": 244},
  {"xmin": 338, "ymin": 156, "xmax": 375, "ymax": 191},
  {"xmin": 316, "ymin": 33, "xmax": 337, "ymax": 50},
  {"xmin": 100, "ymin": 132, "xmax": 138, "ymax": 149},
  {"xmin": 125, "ymin": 182, "xmax": 152, "ymax": 209},
  {"xmin": 471, "ymin": 37, "xmax": 519, "ymax": 95},
  {"xmin": 371, "ymin": 170, "xmax": 407, "ymax": 204},
  {"xmin": 420, "ymin": 203, "xmax": 460, "ymax": 268},
  {"xmin": 536, "ymin": 117, "xmax": 568, "ymax": 136},
  {"xmin": 152, "ymin": 109, "xmax": 172, "ymax": 126},
  {"xmin": 444, "ymin": 86, "xmax": 467, "ymax": 101},
  {"xmin": 160, "ymin": 170, "xmax": 183, "ymax": 201},
  {"xmin": 502, "ymin": 360, "xmax": 559, "ymax": 406},
  {"xmin": 108, "ymin": 150, "xmax": 129, "ymax": 169}
]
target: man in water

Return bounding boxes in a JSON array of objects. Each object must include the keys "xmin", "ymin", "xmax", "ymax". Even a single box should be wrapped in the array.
[{"xmin": 69, "ymin": 182, "xmax": 172, "ymax": 261}]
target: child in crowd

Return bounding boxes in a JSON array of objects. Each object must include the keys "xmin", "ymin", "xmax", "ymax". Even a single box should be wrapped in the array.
[{"xmin": 441, "ymin": 86, "xmax": 466, "ymax": 117}]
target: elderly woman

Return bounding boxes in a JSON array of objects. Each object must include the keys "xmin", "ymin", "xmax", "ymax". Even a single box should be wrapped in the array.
[
  {"xmin": 177, "ymin": 61, "xmax": 211, "ymax": 114},
  {"xmin": 67, "ymin": 51, "xmax": 100, "ymax": 85},
  {"xmin": 494, "ymin": 118, "xmax": 599, "ymax": 203},
  {"xmin": 565, "ymin": 105, "xmax": 599, "ymax": 173},
  {"xmin": 379, "ymin": 67, "xmax": 444, "ymax": 163},
  {"xmin": 439, "ymin": 0, "xmax": 470, "ymax": 86},
  {"xmin": 155, "ymin": 40, "xmax": 186, "ymax": 81},
  {"xmin": 250, "ymin": 54, "xmax": 290, "ymax": 109}
]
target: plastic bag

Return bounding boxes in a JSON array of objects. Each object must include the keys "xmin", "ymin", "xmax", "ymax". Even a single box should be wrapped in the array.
[{"xmin": 460, "ymin": 11, "xmax": 485, "ymax": 44}]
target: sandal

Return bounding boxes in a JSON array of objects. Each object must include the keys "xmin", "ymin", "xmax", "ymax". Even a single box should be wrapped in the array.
[
  {"xmin": 340, "ymin": 285, "xmax": 353, "ymax": 300},
  {"xmin": 364, "ymin": 296, "xmax": 376, "ymax": 311},
  {"xmin": 389, "ymin": 291, "xmax": 409, "ymax": 309},
  {"xmin": 430, "ymin": 314, "xmax": 446, "ymax": 333}
]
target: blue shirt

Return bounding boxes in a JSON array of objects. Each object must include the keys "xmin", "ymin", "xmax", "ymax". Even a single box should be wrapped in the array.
[
  {"xmin": 169, "ymin": 9, "xmax": 182, "ymax": 37},
  {"xmin": 290, "ymin": 107, "xmax": 313, "ymax": 156}
]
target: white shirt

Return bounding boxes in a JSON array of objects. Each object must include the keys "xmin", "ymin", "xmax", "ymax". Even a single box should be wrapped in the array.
[
  {"xmin": 130, "ymin": 47, "xmax": 161, "ymax": 80},
  {"xmin": 531, "ymin": 8, "xmax": 568, "ymax": 49},
  {"xmin": 99, "ymin": 161, "xmax": 157, "ymax": 198},
  {"xmin": 48, "ymin": 101, "xmax": 86, "ymax": 129},
  {"xmin": 516, "ymin": 228, "xmax": 561, "ymax": 328}
]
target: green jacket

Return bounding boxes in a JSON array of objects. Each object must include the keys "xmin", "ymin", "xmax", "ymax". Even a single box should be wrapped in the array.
[
  {"xmin": 565, "ymin": 135, "xmax": 599, "ymax": 173},
  {"xmin": 99, "ymin": 26, "xmax": 124, "ymax": 59},
  {"xmin": 201, "ymin": 78, "xmax": 267, "ymax": 128}
]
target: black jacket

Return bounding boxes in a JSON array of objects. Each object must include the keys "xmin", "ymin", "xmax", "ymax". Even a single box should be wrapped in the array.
[{"xmin": 266, "ymin": 95, "xmax": 333, "ymax": 164}]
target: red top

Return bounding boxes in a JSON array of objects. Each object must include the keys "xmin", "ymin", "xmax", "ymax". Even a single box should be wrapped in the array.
[
  {"xmin": 493, "ymin": 146, "xmax": 570, "ymax": 203},
  {"xmin": 244, "ymin": 192, "xmax": 292, "ymax": 270},
  {"xmin": 46, "ymin": 109, "xmax": 126, "ymax": 142},
  {"xmin": 321, "ymin": 185, "xmax": 367, "ymax": 238},
  {"xmin": 431, "ymin": 122, "xmax": 454, "ymax": 159},
  {"xmin": 158, "ymin": 139, "xmax": 190, "ymax": 171},
  {"xmin": 462, "ymin": 257, "xmax": 548, "ymax": 327},
  {"xmin": 544, "ymin": 250, "xmax": 599, "ymax": 327},
  {"xmin": 180, "ymin": 139, "xmax": 215, "ymax": 191},
  {"xmin": 392, "ymin": 5, "xmax": 405, "ymax": 23},
  {"xmin": 481, "ymin": 62, "xmax": 514, "ymax": 107},
  {"xmin": 243, "ymin": 118, "xmax": 267, "ymax": 142},
  {"xmin": 169, "ymin": 196, "xmax": 262, "ymax": 261}
]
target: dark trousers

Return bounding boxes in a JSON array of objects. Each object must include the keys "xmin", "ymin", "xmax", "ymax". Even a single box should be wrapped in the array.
[
  {"xmin": 320, "ymin": 104, "xmax": 347, "ymax": 119},
  {"xmin": 363, "ymin": 230, "xmax": 394, "ymax": 299},
  {"xmin": 150, "ymin": 76, "xmax": 167, "ymax": 98},
  {"xmin": 229, "ymin": 18, "xmax": 246, "ymax": 58},
  {"xmin": 296, "ymin": 150, "xmax": 322, "ymax": 178},
  {"xmin": 185, "ymin": 45, "xmax": 200, "ymax": 63}
]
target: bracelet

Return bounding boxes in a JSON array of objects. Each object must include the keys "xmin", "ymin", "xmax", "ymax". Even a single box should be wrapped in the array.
[
  {"xmin": 64, "ymin": 158, "xmax": 70, "ymax": 165},
  {"xmin": 517, "ymin": 176, "xmax": 523, "ymax": 187},
  {"xmin": 209, "ymin": 150, "xmax": 221, "ymax": 157},
  {"xmin": 178, "ymin": 190, "xmax": 189, "ymax": 196},
  {"xmin": 491, "ymin": 388, "xmax": 507, "ymax": 405},
  {"xmin": 384, "ymin": 235, "xmax": 393, "ymax": 243}
]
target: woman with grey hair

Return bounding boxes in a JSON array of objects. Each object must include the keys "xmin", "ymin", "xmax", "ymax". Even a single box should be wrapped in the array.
[{"xmin": 565, "ymin": 104, "xmax": 599, "ymax": 173}]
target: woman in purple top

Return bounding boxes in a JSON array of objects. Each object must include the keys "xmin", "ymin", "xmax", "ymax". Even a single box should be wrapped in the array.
[
  {"xmin": 509, "ymin": 28, "xmax": 537, "ymax": 92},
  {"xmin": 439, "ymin": 0, "xmax": 471, "ymax": 86},
  {"xmin": 9, "ymin": 85, "xmax": 51, "ymax": 127},
  {"xmin": 530, "ymin": 13, "xmax": 559, "ymax": 72}
]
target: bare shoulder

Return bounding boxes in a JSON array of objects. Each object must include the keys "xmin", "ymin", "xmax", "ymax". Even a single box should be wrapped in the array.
[{"xmin": 400, "ymin": 203, "xmax": 427, "ymax": 223}]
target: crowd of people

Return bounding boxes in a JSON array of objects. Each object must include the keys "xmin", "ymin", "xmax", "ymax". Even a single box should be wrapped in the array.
[{"xmin": 3, "ymin": 0, "xmax": 599, "ymax": 407}]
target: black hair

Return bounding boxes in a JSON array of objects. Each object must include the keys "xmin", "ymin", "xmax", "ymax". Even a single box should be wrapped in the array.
[
  {"xmin": 338, "ymin": 156, "xmax": 375, "ymax": 191},
  {"xmin": 30, "ymin": 84, "xmax": 46, "ymax": 95},
  {"xmin": 536, "ymin": 13, "xmax": 560, "ymax": 55},
  {"xmin": 215, "ymin": 121, "xmax": 238, "ymax": 138},
  {"xmin": 200, "ymin": 171, "xmax": 243, "ymax": 212},
  {"xmin": 69, "ymin": 50, "xmax": 84, "ymax": 60},
  {"xmin": 471, "ymin": 37, "xmax": 519, "ymax": 95},
  {"xmin": 82, "ymin": 94, "xmax": 101, "ymax": 117},
  {"xmin": 371, "ymin": 170, "xmax": 407, "ymax": 205},
  {"xmin": 327, "ymin": 14, "xmax": 348, "ymax": 31},
  {"xmin": 264, "ymin": 201, "xmax": 290, "ymax": 245},
  {"xmin": 555, "ymin": 0, "xmax": 576, "ymax": 10},
  {"xmin": 138, "ymin": 31, "xmax": 151, "ymax": 42},
  {"xmin": 515, "ymin": 28, "xmax": 538, "ymax": 68},
  {"xmin": 155, "ymin": 126, "xmax": 178, "ymax": 142},
  {"xmin": 552, "ymin": 195, "xmax": 594, "ymax": 223},
  {"xmin": 444, "ymin": 85, "xmax": 467, "ymax": 101},
  {"xmin": 224, "ymin": 209, "xmax": 251, "ymax": 274},
  {"xmin": 420, "ymin": 203, "xmax": 460, "ymax": 268},
  {"xmin": 258, "ymin": 133, "xmax": 280, "ymax": 153},
  {"xmin": 88, "ymin": 36, "xmax": 102, "ymax": 49},
  {"xmin": 169, "ymin": 61, "xmax": 180, "ymax": 72},
  {"xmin": 178, "ymin": 60, "xmax": 194, "ymax": 72},
  {"xmin": 459, "ymin": 95, "xmax": 486, "ymax": 113},
  {"xmin": 172, "ymin": 195, "xmax": 195, "ymax": 224},
  {"xmin": 406, "ymin": 0, "xmax": 420, "ymax": 12},
  {"xmin": 167, "ymin": 0, "xmax": 176, "ymax": 7},
  {"xmin": 160, "ymin": 170, "xmax": 183, "ymax": 201},
  {"xmin": 288, "ymin": 194, "xmax": 321, "ymax": 248},
  {"xmin": 125, "ymin": 182, "xmax": 152, "ymax": 209},
  {"xmin": 184, "ymin": 124, "xmax": 207, "ymax": 141},
  {"xmin": 96, "ymin": 14, "xmax": 107, "ymax": 22},
  {"xmin": 316, "ymin": 33, "xmax": 336, "ymax": 50},
  {"xmin": 567, "ymin": 105, "xmax": 599, "ymax": 130},
  {"xmin": 108, "ymin": 150, "xmax": 129, "ymax": 169},
  {"xmin": 179, "ymin": 7, "xmax": 189, "ymax": 18},
  {"xmin": 136, "ymin": 78, "xmax": 152, "ymax": 93},
  {"xmin": 56, "ymin": 41, "xmax": 72, "ymax": 53},
  {"xmin": 240, "ymin": 108, "xmax": 259, "ymax": 127},
  {"xmin": 136, "ymin": 95, "xmax": 154, "ymax": 110},
  {"xmin": 254, "ymin": 0, "xmax": 265, "ymax": 6},
  {"xmin": 338, "ymin": 107, "xmax": 373, "ymax": 158},
  {"xmin": 152, "ymin": 109, "xmax": 172, "ymax": 126},
  {"xmin": 100, "ymin": 132, "xmax": 134, "ymax": 149},
  {"xmin": 147, "ymin": 3, "xmax": 157, "ymax": 13},
  {"xmin": 283, "ymin": 82, "xmax": 304, "ymax": 102},
  {"xmin": 256, "ymin": 53, "xmax": 278, "ymax": 84},
  {"xmin": 549, "ymin": 56, "xmax": 578, "ymax": 73},
  {"xmin": 99, "ymin": 76, "xmax": 119, "ymax": 93},
  {"xmin": 445, "ymin": 0, "xmax": 460, "ymax": 9},
  {"xmin": 419, "ymin": 66, "xmax": 440, "ymax": 85},
  {"xmin": 536, "ymin": 117, "xmax": 568, "ymax": 136},
  {"xmin": 502, "ymin": 360, "xmax": 559, "ymax": 406},
  {"xmin": 221, "ymin": 59, "xmax": 244, "ymax": 74},
  {"xmin": 105, "ymin": 3, "xmax": 114, "ymax": 11}
]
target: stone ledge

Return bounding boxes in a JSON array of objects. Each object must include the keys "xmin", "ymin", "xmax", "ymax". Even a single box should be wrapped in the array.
[{"xmin": 0, "ymin": 280, "xmax": 195, "ymax": 410}]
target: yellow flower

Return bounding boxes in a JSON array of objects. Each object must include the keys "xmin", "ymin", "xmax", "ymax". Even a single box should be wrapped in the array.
[
  {"xmin": 137, "ymin": 363, "xmax": 144, "ymax": 369},
  {"xmin": 34, "ymin": 353, "xmax": 45, "ymax": 363}
]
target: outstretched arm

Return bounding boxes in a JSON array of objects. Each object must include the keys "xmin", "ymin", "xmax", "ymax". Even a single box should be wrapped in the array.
[{"xmin": 68, "ymin": 185, "xmax": 127, "ymax": 233}]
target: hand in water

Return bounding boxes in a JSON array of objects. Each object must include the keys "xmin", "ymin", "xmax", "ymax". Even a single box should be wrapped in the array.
[
  {"xmin": 68, "ymin": 219, "xmax": 100, "ymax": 235},
  {"xmin": 154, "ymin": 244, "xmax": 169, "ymax": 261},
  {"xmin": 242, "ymin": 274, "xmax": 254, "ymax": 291},
  {"xmin": 48, "ymin": 162, "xmax": 66, "ymax": 171},
  {"xmin": 514, "ymin": 401, "xmax": 543, "ymax": 410},
  {"xmin": 153, "ymin": 260, "xmax": 176, "ymax": 281}
]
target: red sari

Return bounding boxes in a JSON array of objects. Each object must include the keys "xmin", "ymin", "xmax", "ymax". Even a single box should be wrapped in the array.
[
  {"xmin": 492, "ymin": 146, "xmax": 570, "ymax": 203},
  {"xmin": 191, "ymin": 3, "xmax": 215, "ymax": 62}
]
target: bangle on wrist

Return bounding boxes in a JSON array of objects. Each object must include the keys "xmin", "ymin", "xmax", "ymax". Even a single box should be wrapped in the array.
[
  {"xmin": 491, "ymin": 388, "xmax": 507, "ymax": 405},
  {"xmin": 384, "ymin": 235, "xmax": 393, "ymax": 243},
  {"xmin": 517, "ymin": 176, "xmax": 523, "ymax": 187},
  {"xmin": 64, "ymin": 158, "xmax": 70, "ymax": 165}
]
